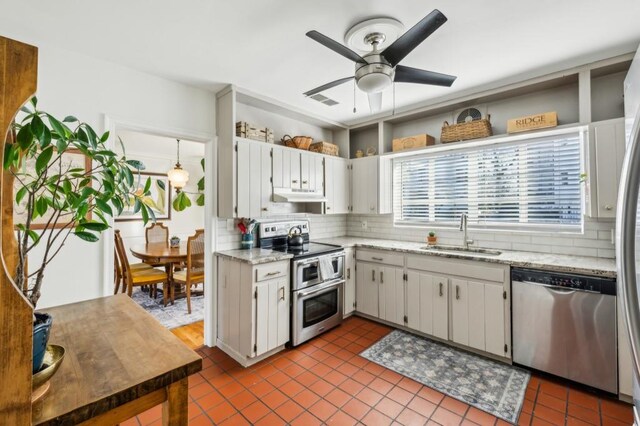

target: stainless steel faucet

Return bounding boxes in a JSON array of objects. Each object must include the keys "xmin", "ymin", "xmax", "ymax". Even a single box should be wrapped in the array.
[{"xmin": 459, "ymin": 213, "xmax": 474, "ymax": 249}]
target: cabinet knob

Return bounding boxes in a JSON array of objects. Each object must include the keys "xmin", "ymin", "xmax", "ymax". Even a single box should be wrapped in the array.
[
  {"xmin": 346, "ymin": 268, "xmax": 351, "ymax": 279},
  {"xmin": 303, "ymin": 180, "xmax": 308, "ymax": 184},
  {"xmin": 604, "ymin": 205, "xmax": 613, "ymax": 211},
  {"xmin": 370, "ymin": 206, "xmax": 375, "ymax": 211},
  {"xmin": 327, "ymin": 206, "xmax": 331, "ymax": 210},
  {"xmin": 439, "ymin": 282, "xmax": 443, "ymax": 297},
  {"xmin": 372, "ymin": 270, "xmax": 375, "ymax": 282},
  {"xmin": 292, "ymin": 180, "xmax": 298, "ymax": 183},
  {"xmin": 380, "ymin": 271, "xmax": 384, "ymax": 284},
  {"xmin": 456, "ymin": 285, "xmax": 460, "ymax": 300},
  {"xmin": 262, "ymin": 207, "xmax": 268, "ymax": 211}
]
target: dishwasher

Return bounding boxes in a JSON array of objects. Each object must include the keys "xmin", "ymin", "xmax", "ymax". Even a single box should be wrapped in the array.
[{"xmin": 511, "ymin": 268, "xmax": 617, "ymax": 393}]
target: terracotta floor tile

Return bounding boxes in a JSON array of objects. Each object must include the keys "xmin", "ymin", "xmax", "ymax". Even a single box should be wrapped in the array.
[
  {"xmin": 196, "ymin": 389, "xmax": 224, "ymax": 409},
  {"xmin": 522, "ymin": 398, "xmax": 534, "ymax": 414},
  {"xmin": 539, "ymin": 380, "xmax": 568, "ymax": 400},
  {"xmin": 189, "ymin": 373, "xmax": 206, "ymax": 388},
  {"xmin": 325, "ymin": 387, "xmax": 352, "ymax": 408},
  {"xmin": 189, "ymin": 414, "xmax": 214, "ymax": 425},
  {"xmin": 418, "ymin": 386, "xmax": 445, "ymax": 405},
  {"xmin": 253, "ymin": 412, "xmax": 286, "ymax": 426},
  {"xmin": 370, "ymin": 377, "xmax": 395, "ymax": 395},
  {"xmin": 254, "ymin": 363, "xmax": 278, "ymax": 379},
  {"xmin": 601, "ymin": 399, "xmax": 634, "ymax": 423},
  {"xmin": 531, "ymin": 416, "xmax": 555, "ymax": 426},
  {"xmin": 354, "ymin": 369, "xmax": 377, "ymax": 386},
  {"xmin": 327, "ymin": 409, "xmax": 359, "ymax": 425},
  {"xmin": 242, "ymin": 400, "xmax": 270, "ymax": 423},
  {"xmin": 326, "ymin": 369, "xmax": 349, "ymax": 386},
  {"xmin": 208, "ymin": 372, "xmax": 233, "ymax": 388},
  {"xmin": 190, "ymin": 381, "xmax": 215, "ymax": 400},
  {"xmin": 398, "ymin": 376, "xmax": 423, "ymax": 394},
  {"xmin": 218, "ymin": 380, "xmax": 244, "ymax": 399},
  {"xmin": 206, "ymin": 400, "xmax": 237, "ymax": 424},
  {"xmin": 137, "ymin": 405, "xmax": 162, "ymax": 424},
  {"xmin": 602, "ymin": 415, "xmax": 632, "ymax": 426},
  {"xmin": 380, "ymin": 369, "xmax": 404, "ymax": 384},
  {"xmin": 567, "ymin": 416, "xmax": 594, "ymax": 426},
  {"xmin": 188, "ymin": 401, "xmax": 203, "ymax": 419},
  {"xmin": 274, "ymin": 399, "xmax": 305, "ymax": 422},
  {"xmin": 297, "ymin": 356, "xmax": 319, "ymax": 370},
  {"xmin": 280, "ymin": 379, "xmax": 305, "ymax": 398},
  {"xmin": 342, "ymin": 378, "xmax": 366, "ymax": 394},
  {"xmin": 323, "ymin": 355, "xmax": 345, "ymax": 369},
  {"xmin": 294, "ymin": 388, "xmax": 321, "ymax": 408},
  {"xmin": 533, "ymin": 404, "xmax": 566, "ymax": 425},
  {"xmin": 525, "ymin": 388, "xmax": 538, "ymax": 402},
  {"xmin": 290, "ymin": 411, "xmax": 323, "ymax": 426},
  {"xmin": 517, "ymin": 412, "xmax": 532, "ymax": 426},
  {"xmin": 441, "ymin": 396, "xmax": 470, "ymax": 417},
  {"xmin": 431, "ymin": 406, "xmax": 463, "ymax": 426},
  {"xmin": 537, "ymin": 392, "xmax": 567, "ymax": 413},
  {"xmin": 282, "ymin": 363, "xmax": 305, "ymax": 378},
  {"xmin": 567, "ymin": 403, "xmax": 600, "ymax": 425},
  {"xmin": 407, "ymin": 396, "xmax": 437, "ymax": 418},
  {"xmin": 343, "ymin": 397, "xmax": 372, "ymax": 420},
  {"xmin": 309, "ymin": 398, "xmax": 339, "ymax": 421},
  {"xmin": 266, "ymin": 371, "xmax": 289, "ymax": 387},
  {"xmin": 376, "ymin": 396, "xmax": 405, "ymax": 419},
  {"xmin": 464, "ymin": 407, "xmax": 497, "ymax": 426},
  {"xmin": 396, "ymin": 407, "xmax": 429, "ymax": 426},
  {"xmin": 337, "ymin": 362, "xmax": 359, "ymax": 376},
  {"xmin": 296, "ymin": 370, "xmax": 320, "ymax": 387},
  {"xmin": 388, "ymin": 385, "xmax": 415, "ymax": 406},
  {"xmin": 350, "ymin": 356, "xmax": 369, "ymax": 368},
  {"xmin": 309, "ymin": 378, "xmax": 334, "ymax": 397},
  {"xmin": 260, "ymin": 389, "xmax": 287, "ymax": 410},
  {"xmin": 236, "ymin": 372, "xmax": 261, "ymax": 387},
  {"xmin": 362, "ymin": 409, "xmax": 394, "ymax": 426},
  {"xmin": 219, "ymin": 413, "xmax": 250, "ymax": 426},
  {"xmin": 248, "ymin": 379, "xmax": 274, "ymax": 397},
  {"xmin": 228, "ymin": 390, "xmax": 257, "ymax": 410},
  {"xmin": 357, "ymin": 387, "xmax": 385, "ymax": 406},
  {"xmin": 568, "ymin": 389, "xmax": 600, "ymax": 412}
]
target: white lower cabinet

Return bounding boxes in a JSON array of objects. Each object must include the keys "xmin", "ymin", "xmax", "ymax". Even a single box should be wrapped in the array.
[
  {"xmin": 406, "ymin": 271, "xmax": 449, "ymax": 340},
  {"xmin": 378, "ymin": 266, "xmax": 405, "ymax": 326},
  {"xmin": 356, "ymin": 262, "xmax": 379, "ymax": 317},
  {"xmin": 343, "ymin": 248, "xmax": 356, "ymax": 315},
  {"xmin": 216, "ymin": 256, "xmax": 290, "ymax": 366}
]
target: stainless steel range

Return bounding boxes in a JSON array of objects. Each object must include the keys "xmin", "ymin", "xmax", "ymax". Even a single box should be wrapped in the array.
[{"xmin": 258, "ymin": 220, "xmax": 345, "ymax": 346}]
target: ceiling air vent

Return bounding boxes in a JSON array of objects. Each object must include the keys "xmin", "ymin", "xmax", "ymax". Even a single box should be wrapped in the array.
[{"xmin": 309, "ymin": 93, "xmax": 339, "ymax": 106}]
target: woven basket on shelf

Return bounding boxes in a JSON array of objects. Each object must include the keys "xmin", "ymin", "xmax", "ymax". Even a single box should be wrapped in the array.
[
  {"xmin": 441, "ymin": 115, "xmax": 493, "ymax": 143},
  {"xmin": 309, "ymin": 141, "xmax": 339, "ymax": 156},
  {"xmin": 281, "ymin": 134, "xmax": 313, "ymax": 150}
]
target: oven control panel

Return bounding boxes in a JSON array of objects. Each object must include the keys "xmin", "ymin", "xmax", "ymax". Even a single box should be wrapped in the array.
[{"xmin": 259, "ymin": 220, "xmax": 309, "ymax": 238}]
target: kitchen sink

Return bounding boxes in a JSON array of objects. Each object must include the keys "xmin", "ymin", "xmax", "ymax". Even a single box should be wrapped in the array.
[{"xmin": 421, "ymin": 245, "xmax": 502, "ymax": 256}]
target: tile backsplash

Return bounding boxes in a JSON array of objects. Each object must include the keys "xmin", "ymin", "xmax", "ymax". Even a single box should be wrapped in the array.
[{"xmin": 216, "ymin": 213, "xmax": 615, "ymax": 258}]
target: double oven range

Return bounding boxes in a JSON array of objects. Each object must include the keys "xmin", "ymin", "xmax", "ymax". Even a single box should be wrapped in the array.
[{"xmin": 258, "ymin": 220, "xmax": 345, "ymax": 346}]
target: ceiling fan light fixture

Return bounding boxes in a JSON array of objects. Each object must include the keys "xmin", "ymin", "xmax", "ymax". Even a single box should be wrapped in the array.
[{"xmin": 356, "ymin": 72, "xmax": 392, "ymax": 93}]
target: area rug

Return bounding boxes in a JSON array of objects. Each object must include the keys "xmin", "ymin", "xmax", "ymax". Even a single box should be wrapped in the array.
[
  {"xmin": 360, "ymin": 329, "xmax": 529, "ymax": 423},
  {"xmin": 131, "ymin": 288, "xmax": 204, "ymax": 330}
]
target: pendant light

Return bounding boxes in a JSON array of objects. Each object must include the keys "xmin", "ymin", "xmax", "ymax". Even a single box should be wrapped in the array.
[{"xmin": 167, "ymin": 139, "xmax": 189, "ymax": 193}]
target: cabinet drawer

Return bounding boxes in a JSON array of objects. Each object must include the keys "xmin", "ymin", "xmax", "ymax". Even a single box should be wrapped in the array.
[
  {"xmin": 356, "ymin": 249, "xmax": 404, "ymax": 267},
  {"xmin": 254, "ymin": 261, "xmax": 289, "ymax": 282},
  {"xmin": 406, "ymin": 255, "xmax": 505, "ymax": 283}
]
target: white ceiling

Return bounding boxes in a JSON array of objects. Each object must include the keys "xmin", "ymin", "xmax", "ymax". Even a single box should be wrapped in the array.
[{"xmin": 2, "ymin": 0, "xmax": 640, "ymax": 125}]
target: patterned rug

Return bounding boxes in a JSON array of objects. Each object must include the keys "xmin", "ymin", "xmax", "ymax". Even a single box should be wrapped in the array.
[
  {"xmin": 360, "ymin": 330, "xmax": 530, "ymax": 423},
  {"xmin": 131, "ymin": 287, "xmax": 204, "ymax": 330}
]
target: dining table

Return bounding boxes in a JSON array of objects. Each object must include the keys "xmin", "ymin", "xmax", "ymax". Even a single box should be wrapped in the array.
[{"xmin": 130, "ymin": 242, "xmax": 199, "ymax": 303}]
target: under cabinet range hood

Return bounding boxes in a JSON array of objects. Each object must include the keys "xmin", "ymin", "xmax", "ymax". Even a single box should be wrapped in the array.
[{"xmin": 273, "ymin": 187, "xmax": 327, "ymax": 203}]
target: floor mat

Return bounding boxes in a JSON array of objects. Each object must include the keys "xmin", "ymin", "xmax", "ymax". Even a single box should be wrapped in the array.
[
  {"xmin": 131, "ymin": 287, "xmax": 204, "ymax": 330},
  {"xmin": 360, "ymin": 329, "xmax": 530, "ymax": 423}
]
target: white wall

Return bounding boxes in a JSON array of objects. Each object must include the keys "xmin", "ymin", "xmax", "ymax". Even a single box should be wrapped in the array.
[
  {"xmin": 19, "ymin": 44, "xmax": 216, "ymax": 309},
  {"xmin": 114, "ymin": 132, "xmax": 205, "ymax": 261}
]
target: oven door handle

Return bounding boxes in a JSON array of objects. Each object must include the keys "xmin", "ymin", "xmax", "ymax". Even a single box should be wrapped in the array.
[
  {"xmin": 298, "ymin": 279, "xmax": 344, "ymax": 298},
  {"xmin": 295, "ymin": 258, "xmax": 320, "ymax": 268}
]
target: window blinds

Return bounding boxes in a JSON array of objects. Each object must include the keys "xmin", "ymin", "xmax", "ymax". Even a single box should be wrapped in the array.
[{"xmin": 393, "ymin": 132, "xmax": 583, "ymax": 230}]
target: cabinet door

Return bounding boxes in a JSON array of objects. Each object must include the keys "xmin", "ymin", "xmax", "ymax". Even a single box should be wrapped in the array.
[
  {"xmin": 407, "ymin": 271, "xmax": 448, "ymax": 340},
  {"xmin": 272, "ymin": 146, "xmax": 290, "ymax": 189},
  {"xmin": 355, "ymin": 262, "xmax": 378, "ymax": 317},
  {"xmin": 254, "ymin": 277, "xmax": 289, "ymax": 356},
  {"xmin": 290, "ymin": 151, "xmax": 301, "ymax": 189},
  {"xmin": 351, "ymin": 159, "xmax": 368, "ymax": 214},
  {"xmin": 236, "ymin": 140, "xmax": 262, "ymax": 218},
  {"xmin": 467, "ymin": 281, "xmax": 486, "ymax": 352},
  {"xmin": 334, "ymin": 158, "xmax": 350, "ymax": 214},
  {"xmin": 344, "ymin": 248, "xmax": 356, "ymax": 315},
  {"xmin": 313, "ymin": 156, "xmax": 324, "ymax": 193},
  {"xmin": 593, "ymin": 119, "xmax": 625, "ymax": 218},
  {"xmin": 367, "ymin": 156, "xmax": 379, "ymax": 213},
  {"xmin": 484, "ymin": 283, "xmax": 506, "ymax": 357},
  {"xmin": 379, "ymin": 266, "xmax": 404, "ymax": 326},
  {"xmin": 300, "ymin": 152, "xmax": 311, "ymax": 190},
  {"xmin": 260, "ymin": 145, "xmax": 272, "ymax": 215},
  {"xmin": 451, "ymin": 279, "xmax": 469, "ymax": 346}
]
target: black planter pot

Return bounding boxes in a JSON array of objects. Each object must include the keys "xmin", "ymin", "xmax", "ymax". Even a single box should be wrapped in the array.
[{"xmin": 33, "ymin": 312, "xmax": 53, "ymax": 374}]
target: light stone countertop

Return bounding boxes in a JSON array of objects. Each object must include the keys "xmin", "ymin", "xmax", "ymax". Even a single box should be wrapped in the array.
[
  {"xmin": 215, "ymin": 248, "xmax": 293, "ymax": 265},
  {"xmin": 315, "ymin": 236, "xmax": 617, "ymax": 278}
]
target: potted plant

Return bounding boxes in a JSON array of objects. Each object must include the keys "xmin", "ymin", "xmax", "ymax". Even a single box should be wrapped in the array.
[
  {"xmin": 427, "ymin": 231, "xmax": 437, "ymax": 245},
  {"xmin": 170, "ymin": 235, "xmax": 181, "ymax": 247},
  {"xmin": 6, "ymin": 97, "xmax": 156, "ymax": 374}
]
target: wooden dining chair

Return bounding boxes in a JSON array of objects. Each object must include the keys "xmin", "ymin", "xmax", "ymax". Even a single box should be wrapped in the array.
[
  {"xmin": 114, "ymin": 230, "xmax": 170, "ymax": 305},
  {"xmin": 145, "ymin": 222, "xmax": 169, "ymax": 244},
  {"xmin": 113, "ymin": 233, "xmax": 153, "ymax": 295},
  {"xmin": 173, "ymin": 229, "xmax": 205, "ymax": 314}
]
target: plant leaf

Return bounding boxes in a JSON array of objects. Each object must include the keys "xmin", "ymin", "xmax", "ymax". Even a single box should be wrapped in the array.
[
  {"xmin": 15, "ymin": 186, "xmax": 28, "ymax": 205},
  {"xmin": 156, "ymin": 179, "xmax": 165, "ymax": 190},
  {"xmin": 196, "ymin": 193, "xmax": 204, "ymax": 206},
  {"xmin": 95, "ymin": 198, "xmax": 113, "ymax": 216},
  {"xmin": 197, "ymin": 177, "xmax": 204, "ymax": 191},
  {"xmin": 47, "ymin": 114, "xmax": 70, "ymax": 139},
  {"xmin": 63, "ymin": 115, "xmax": 78, "ymax": 123},
  {"xmin": 16, "ymin": 124, "xmax": 34, "ymax": 150},
  {"xmin": 74, "ymin": 231, "xmax": 99, "ymax": 242},
  {"xmin": 79, "ymin": 221, "xmax": 109, "ymax": 232},
  {"xmin": 35, "ymin": 146, "xmax": 54, "ymax": 174},
  {"xmin": 172, "ymin": 191, "xmax": 192, "ymax": 212},
  {"xmin": 143, "ymin": 177, "xmax": 151, "ymax": 194},
  {"xmin": 31, "ymin": 115, "xmax": 45, "ymax": 141}
]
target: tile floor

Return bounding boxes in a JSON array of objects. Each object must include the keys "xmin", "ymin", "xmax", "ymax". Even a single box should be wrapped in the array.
[{"xmin": 124, "ymin": 316, "xmax": 634, "ymax": 425}]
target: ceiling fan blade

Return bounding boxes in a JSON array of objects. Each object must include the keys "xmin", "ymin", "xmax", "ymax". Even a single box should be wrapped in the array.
[
  {"xmin": 367, "ymin": 92, "xmax": 383, "ymax": 113},
  {"xmin": 306, "ymin": 30, "xmax": 367, "ymax": 64},
  {"xmin": 382, "ymin": 9, "xmax": 448, "ymax": 67},
  {"xmin": 303, "ymin": 76, "xmax": 354, "ymax": 97},
  {"xmin": 394, "ymin": 65, "xmax": 456, "ymax": 87}
]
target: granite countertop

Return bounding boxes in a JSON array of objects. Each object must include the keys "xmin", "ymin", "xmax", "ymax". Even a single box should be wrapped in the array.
[
  {"xmin": 215, "ymin": 248, "xmax": 293, "ymax": 265},
  {"xmin": 315, "ymin": 237, "xmax": 617, "ymax": 278}
]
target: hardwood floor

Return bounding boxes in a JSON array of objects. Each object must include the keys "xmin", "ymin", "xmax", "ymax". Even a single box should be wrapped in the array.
[{"xmin": 171, "ymin": 320, "xmax": 204, "ymax": 350}]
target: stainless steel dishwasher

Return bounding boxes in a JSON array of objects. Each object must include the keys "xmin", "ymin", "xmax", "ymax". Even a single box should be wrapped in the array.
[{"xmin": 512, "ymin": 268, "xmax": 617, "ymax": 393}]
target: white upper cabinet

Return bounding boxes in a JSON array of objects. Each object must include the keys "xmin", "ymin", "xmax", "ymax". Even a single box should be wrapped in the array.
[
  {"xmin": 300, "ymin": 152, "xmax": 324, "ymax": 192},
  {"xmin": 325, "ymin": 156, "xmax": 350, "ymax": 214},
  {"xmin": 585, "ymin": 118, "xmax": 625, "ymax": 218},
  {"xmin": 351, "ymin": 156, "xmax": 392, "ymax": 215},
  {"xmin": 236, "ymin": 139, "xmax": 272, "ymax": 218}
]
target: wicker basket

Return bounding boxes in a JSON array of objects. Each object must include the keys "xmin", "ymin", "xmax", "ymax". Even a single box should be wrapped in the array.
[
  {"xmin": 309, "ymin": 141, "xmax": 339, "ymax": 156},
  {"xmin": 441, "ymin": 115, "xmax": 493, "ymax": 143},
  {"xmin": 281, "ymin": 134, "xmax": 313, "ymax": 150}
]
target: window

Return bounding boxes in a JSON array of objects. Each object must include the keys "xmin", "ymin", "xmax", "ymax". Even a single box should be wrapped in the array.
[{"xmin": 393, "ymin": 131, "xmax": 583, "ymax": 230}]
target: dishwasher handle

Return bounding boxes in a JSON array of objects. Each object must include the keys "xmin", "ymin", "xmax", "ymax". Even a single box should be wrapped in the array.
[{"xmin": 514, "ymin": 280, "xmax": 594, "ymax": 294}]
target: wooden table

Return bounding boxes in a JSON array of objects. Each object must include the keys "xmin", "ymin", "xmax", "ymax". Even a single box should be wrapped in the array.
[{"xmin": 32, "ymin": 294, "xmax": 202, "ymax": 425}]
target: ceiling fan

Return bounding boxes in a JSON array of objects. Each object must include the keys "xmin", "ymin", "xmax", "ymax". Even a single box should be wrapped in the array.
[{"xmin": 303, "ymin": 9, "xmax": 457, "ymax": 113}]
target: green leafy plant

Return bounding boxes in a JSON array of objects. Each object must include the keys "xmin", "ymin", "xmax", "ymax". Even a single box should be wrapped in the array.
[
  {"xmin": 7, "ymin": 97, "xmax": 156, "ymax": 307},
  {"xmin": 172, "ymin": 158, "xmax": 204, "ymax": 212},
  {"xmin": 428, "ymin": 231, "xmax": 436, "ymax": 237}
]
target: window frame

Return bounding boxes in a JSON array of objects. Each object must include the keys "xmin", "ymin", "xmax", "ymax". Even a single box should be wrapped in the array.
[{"xmin": 391, "ymin": 126, "xmax": 587, "ymax": 233}]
